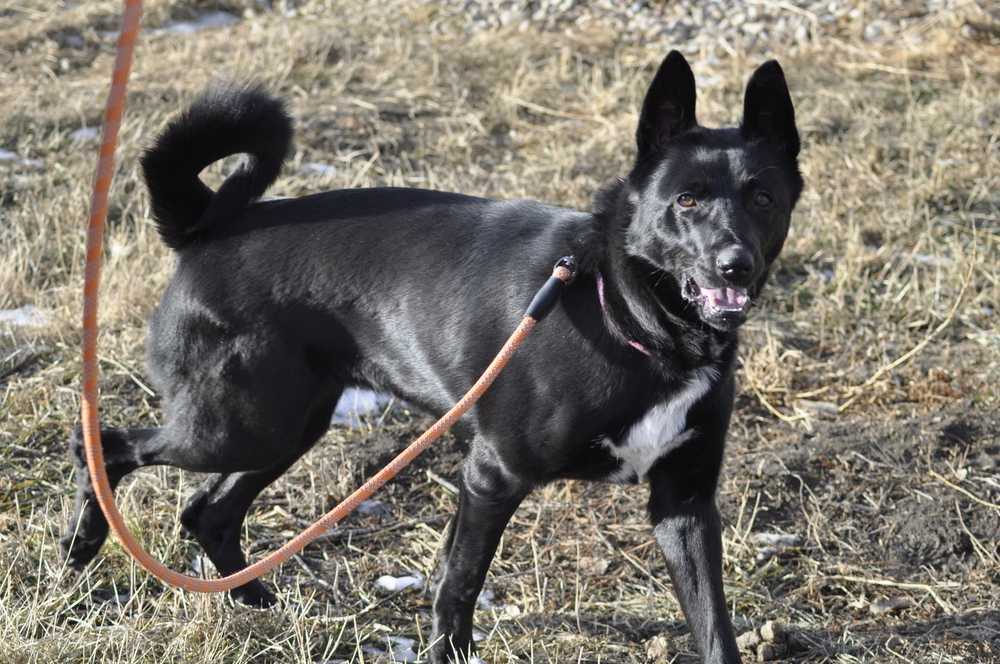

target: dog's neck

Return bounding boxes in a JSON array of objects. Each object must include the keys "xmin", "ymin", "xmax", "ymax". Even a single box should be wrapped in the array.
[{"xmin": 589, "ymin": 179, "xmax": 737, "ymax": 374}]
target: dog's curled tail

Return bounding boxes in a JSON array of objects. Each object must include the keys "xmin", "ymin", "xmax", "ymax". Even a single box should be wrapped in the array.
[{"xmin": 140, "ymin": 84, "xmax": 293, "ymax": 250}]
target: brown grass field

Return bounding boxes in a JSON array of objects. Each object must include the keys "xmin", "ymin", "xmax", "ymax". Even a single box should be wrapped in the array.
[{"xmin": 1, "ymin": 1, "xmax": 998, "ymax": 662}]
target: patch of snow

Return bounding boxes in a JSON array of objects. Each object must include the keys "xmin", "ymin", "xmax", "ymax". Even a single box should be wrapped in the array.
[
  {"xmin": 190, "ymin": 554, "xmax": 210, "ymax": 577},
  {"xmin": 301, "ymin": 162, "xmax": 337, "ymax": 176},
  {"xmin": 469, "ymin": 657, "xmax": 487, "ymax": 664},
  {"xmin": 157, "ymin": 11, "xmax": 239, "ymax": 35},
  {"xmin": 913, "ymin": 253, "xmax": 953, "ymax": 267},
  {"xmin": 0, "ymin": 306, "xmax": 49, "ymax": 328},
  {"xmin": 332, "ymin": 387, "xmax": 392, "ymax": 426},
  {"xmin": 0, "ymin": 149, "xmax": 43, "ymax": 169},
  {"xmin": 70, "ymin": 126, "xmax": 99, "ymax": 142},
  {"xmin": 362, "ymin": 636, "xmax": 418, "ymax": 663},
  {"xmin": 357, "ymin": 499, "xmax": 391, "ymax": 517},
  {"xmin": 751, "ymin": 531, "xmax": 802, "ymax": 563},
  {"xmin": 750, "ymin": 532, "xmax": 802, "ymax": 548},
  {"xmin": 476, "ymin": 588, "xmax": 496, "ymax": 609},
  {"xmin": 375, "ymin": 573, "xmax": 424, "ymax": 593},
  {"xmin": 386, "ymin": 636, "xmax": 418, "ymax": 662}
]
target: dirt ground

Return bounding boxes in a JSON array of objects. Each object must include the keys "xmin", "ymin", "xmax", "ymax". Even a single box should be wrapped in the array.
[{"xmin": 1, "ymin": 1, "xmax": 998, "ymax": 662}]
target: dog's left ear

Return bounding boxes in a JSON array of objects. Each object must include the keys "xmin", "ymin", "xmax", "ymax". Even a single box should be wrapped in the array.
[
  {"xmin": 636, "ymin": 50, "xmax": 697, "ymax": 161},
  {"xmin": 741, "ymin": 60, "xmax": 799, "ymax": 158}
]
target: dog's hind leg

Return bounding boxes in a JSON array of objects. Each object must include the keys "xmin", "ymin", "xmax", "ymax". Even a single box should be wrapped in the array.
[
  {"xmin": 61, "ymin": 377, "xmax": 329, "ymax": 574},
  {"xmin": 430, "ymin": 441, "xmax": 528, "ymax": 663},
  {"xmin": 60, "ymin": 426, "xmax": 159, "ymax": 569},
  {"xmin": 179, "ymin": 395, "xmax": 340, "ymax": 608}
]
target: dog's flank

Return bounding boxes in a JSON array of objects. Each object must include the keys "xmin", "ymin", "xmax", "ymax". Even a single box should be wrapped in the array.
[
  {"xmin": 63, "ymin": 51, "xmax": 802, "ymax": 664},
  {"xmin": 140, "ymin": 83, "xmax": 293, "ymax": 250}
]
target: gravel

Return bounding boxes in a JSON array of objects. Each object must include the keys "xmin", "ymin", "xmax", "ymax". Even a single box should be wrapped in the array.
[{"xmin": 432, "ymin": 0, "xmax": 990, "ymax": 56}]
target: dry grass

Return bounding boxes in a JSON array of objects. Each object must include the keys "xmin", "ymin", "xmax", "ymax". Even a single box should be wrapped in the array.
[{"xmin": 1, "ymin": 1, "xmax": 998, "ymax": 662}]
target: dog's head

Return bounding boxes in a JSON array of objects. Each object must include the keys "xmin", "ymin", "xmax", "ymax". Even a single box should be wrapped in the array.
[{"xmin": 622, "ymin": 51, "xmax": 803, "ymax": 332}]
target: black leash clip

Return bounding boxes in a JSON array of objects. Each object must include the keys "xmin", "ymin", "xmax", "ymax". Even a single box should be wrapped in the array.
[{"xmin": 525, "ymin": 255, "xmax": 577, "ymax": 321}]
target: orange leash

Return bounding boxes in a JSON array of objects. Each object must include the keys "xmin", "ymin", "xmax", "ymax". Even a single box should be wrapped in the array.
[{"xmin": 82, "ymin": 0, "xmax": 574, "ymax": 593}]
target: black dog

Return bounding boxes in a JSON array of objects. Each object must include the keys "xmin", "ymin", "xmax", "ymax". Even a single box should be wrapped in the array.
[{"xmin": 62, "ymin": 51, "xmax": 801, "ymax": 663}]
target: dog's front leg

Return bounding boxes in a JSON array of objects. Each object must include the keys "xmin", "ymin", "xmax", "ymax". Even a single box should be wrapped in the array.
[
  {"xmin": 430, "ymin": 444, "xmax": 527, "ymax": 663},
  {"xmin": 647, "ymin": 443, "xmax": 740, "ymax": 664}
]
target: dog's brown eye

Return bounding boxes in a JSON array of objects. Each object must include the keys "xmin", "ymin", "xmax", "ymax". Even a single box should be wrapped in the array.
[
  {"xmin": 677, "ymin": 193, "xmax": 697, "ymax": 208},
  {"xmin": 754, "ymin": 191, "xmax": 773, "ymax": 207}
]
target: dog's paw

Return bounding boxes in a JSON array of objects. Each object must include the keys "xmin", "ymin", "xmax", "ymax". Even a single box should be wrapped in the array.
[
  {"xmin": 737, "ymin": 621, "xmax": 788, "ymax": 661},
  {"xmin": 60, "ymin": 528, "xmax": 106, "ymax": 570},
  {"xmin": 230, "ymin": 580, "xmax": 278, "ymax": 609},
  {"xmin": 425, "ymin": 637, "xmax": 480, "ymax": 664}
]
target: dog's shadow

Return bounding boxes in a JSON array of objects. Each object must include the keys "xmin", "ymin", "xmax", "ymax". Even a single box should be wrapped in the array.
[{"xmin": 504, "ymin": 609, "xmax": 1000, "ymax": 661}]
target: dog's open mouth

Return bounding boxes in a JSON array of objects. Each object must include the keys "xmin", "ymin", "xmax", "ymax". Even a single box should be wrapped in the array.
[{"xmin": 682, "ymin": 276, "xmax": 751, "ymax": 319}]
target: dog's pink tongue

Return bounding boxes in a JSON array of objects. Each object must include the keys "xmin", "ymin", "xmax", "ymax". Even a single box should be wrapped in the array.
[{"xmin": 703, "ymin": 287, "xmax": 749, "ymax": 310}]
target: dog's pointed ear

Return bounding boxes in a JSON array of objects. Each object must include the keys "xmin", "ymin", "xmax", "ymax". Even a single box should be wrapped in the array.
[
  {"xmin": 741, "ymin": 60, "xmax": 799, "ymax": 158},
  {"xmin": 636, "ymin": 50, "xmax": 697, "ymax": 160}
]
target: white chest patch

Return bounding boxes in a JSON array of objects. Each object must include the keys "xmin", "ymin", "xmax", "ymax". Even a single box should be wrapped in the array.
[{"xmin": 602, "ymin": 367, "xmax": 718, "ymax": 483}]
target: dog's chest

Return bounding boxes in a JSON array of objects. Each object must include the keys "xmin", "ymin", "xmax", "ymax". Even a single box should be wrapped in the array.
[{"xmin": 601, "ymin": 367, "xmax": 717, "ymax": 483}]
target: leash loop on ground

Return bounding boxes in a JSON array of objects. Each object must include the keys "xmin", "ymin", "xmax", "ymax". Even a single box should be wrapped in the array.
[{"xmin": 80, "ymin": 1, "xmax": 575, "ymax": 591}]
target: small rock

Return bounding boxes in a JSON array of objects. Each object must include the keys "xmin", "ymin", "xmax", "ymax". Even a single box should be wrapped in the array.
[
  {"xmin": 760, "ymin": 621, "xmax": 785, "ymax": 643},
  {"xmin": 645, "ymin": 634, "xmax": 671, "ymax": 660},
  {"xmin": 864, "ymin": 20, "xmax": 891, "ymax": 42},
  {"xmin": 757, "ymin": 642, "xmax": 788, "ymax": 661},
  {"xmin": 579, "ymin": 556, "xmax": 611, "ymax": 575},
  {"xmin": 736, "ymin": 629, "xmax": 761, "ymax": 651}
]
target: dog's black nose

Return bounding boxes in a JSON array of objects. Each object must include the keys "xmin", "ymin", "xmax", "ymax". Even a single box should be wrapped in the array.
[{"xmin": 716, "ymin": 246, "xmax": 755, "ymax": 285}]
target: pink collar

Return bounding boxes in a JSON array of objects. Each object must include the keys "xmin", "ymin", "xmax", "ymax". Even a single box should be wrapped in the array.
[{"xmin": 596, "ymin": 272, "xmax": 652, "ymax": 357}]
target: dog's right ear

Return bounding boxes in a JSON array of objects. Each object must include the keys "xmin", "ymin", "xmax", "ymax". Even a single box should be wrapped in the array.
[{"xmin": 636, "ymin": 50, "xmax": 697, "ymax": 160}]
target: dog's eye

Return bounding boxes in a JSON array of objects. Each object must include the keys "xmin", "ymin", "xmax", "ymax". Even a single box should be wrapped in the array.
[
  {"xmin": 753, "ymin": 191, "xmax": 773, "ymax": 207},
  {"xmin": 677, "ymin": 193, "xmax": 697, "ymax": 208}
]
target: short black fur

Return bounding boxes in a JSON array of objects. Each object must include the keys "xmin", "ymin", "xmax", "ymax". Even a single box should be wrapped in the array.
[{"xmin": 63, "ymin": 52, "xmax": 803, "ymax": 664}]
